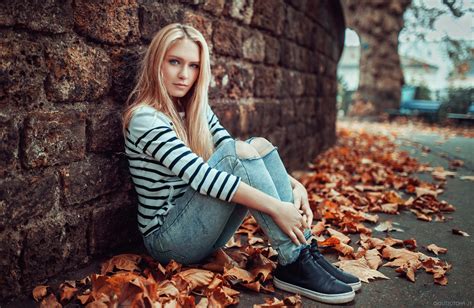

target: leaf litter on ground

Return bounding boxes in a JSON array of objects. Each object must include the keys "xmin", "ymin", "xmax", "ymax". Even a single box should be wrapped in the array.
[{"xmin": 34, "ymin": 123, "xmax": 463, "ymax": 306}]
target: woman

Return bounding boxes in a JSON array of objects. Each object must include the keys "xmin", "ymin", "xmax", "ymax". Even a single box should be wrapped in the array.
[{"xmin": 122, "ymin": 23, "xmax": 360, "ymax": 304}]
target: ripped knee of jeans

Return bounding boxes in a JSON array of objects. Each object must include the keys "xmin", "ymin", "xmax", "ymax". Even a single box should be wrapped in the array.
[
  {"xmin": 235, "ymin": 140, "xmax": 260, "ymax": 159},
  {"xmin": 248, "ymin": 137, "xmax": 275, "ymax": 157}
]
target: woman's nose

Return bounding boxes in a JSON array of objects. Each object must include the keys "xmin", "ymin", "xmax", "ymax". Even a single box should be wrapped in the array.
[{"xmin": 178, "ymin": 66, "xmax": 188, "ymax": 79}]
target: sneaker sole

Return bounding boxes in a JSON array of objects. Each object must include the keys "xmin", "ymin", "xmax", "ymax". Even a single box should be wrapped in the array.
[
  {"xmin": 273, "ymin": 277, "xmax": 355, "ymax": 304},
  {"xmin": 348, "ymin": 280, "xmax": 362, "ymax": 292}
]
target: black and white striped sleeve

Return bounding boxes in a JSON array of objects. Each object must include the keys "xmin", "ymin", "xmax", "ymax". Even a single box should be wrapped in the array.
[
  {"xmin": 129, "ymin": 106, "xmax": 241, "ymax": 202},
  {"xmin": 206, "ymin": 104, "xmax": 233, "ymax": 149}
]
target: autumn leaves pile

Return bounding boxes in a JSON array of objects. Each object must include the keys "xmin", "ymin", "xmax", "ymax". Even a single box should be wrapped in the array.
[
  {"xmin": 33, "ymin": 127, "xmax": 465, "ymax": 307},
  {"xmin": 300, "ymin": 128, "xmax": 460, "ymax": 286}
]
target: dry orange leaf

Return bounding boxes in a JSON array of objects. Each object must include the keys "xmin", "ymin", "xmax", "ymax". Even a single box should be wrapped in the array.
[
  {"xmin": 452, "ymin": 229, "xmax": 470, "ymax": 236},
  {"xmin": 39, "ymin": 293, "xmax": 61, "ymax": 308},
  {"xmin": 32, "ymin": 285, "xmax": 49, "ymax": 302},
  {"xmin": 334, "ymin": 258, "xmax": 389, "ymax": 283},
  {"xmin": 101, "ymin": 253, "xmax": 141, "ymax": 274},
  {"xmin": 327, "ymin": 228, "xmax": 351, "ymax": 244},
  {"xmin": 175, "ymin": 268, "xmax": 215, "ymax": 292},
  {"xmin": 254, "ymin": 294, "xmax": 302, "ymax": 308},
  {"xmin": 426, "ymin": 244, "xmax": 448, "ymax": 255}
]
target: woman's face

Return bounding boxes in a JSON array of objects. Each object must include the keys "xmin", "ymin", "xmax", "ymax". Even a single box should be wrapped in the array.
[{"xmin": 161, "ymin": 39, "xmax": 201, "ymax": 100}]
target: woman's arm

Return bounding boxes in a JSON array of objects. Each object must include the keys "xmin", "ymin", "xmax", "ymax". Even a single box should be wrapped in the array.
[{"xmin": 231, "ymin": 181, "xmax": 308, "ymax": 245}]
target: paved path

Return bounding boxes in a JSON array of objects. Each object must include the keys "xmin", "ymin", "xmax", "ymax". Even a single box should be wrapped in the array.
[
  {"xmin": 5, "ymin": 128, "xmax": 474, "ymax": 308},
  {"xmin": 239, "ymin": 129, "xmax": 474, "ymax": 307}
]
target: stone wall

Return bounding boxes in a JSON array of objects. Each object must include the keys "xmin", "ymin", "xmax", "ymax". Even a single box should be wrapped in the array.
[{"xmin": 0, "ymin": 0, "xmax": 345, "ymax": 299}]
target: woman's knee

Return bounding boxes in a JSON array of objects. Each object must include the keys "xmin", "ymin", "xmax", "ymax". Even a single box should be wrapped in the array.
[
  {"xmin": 235, "ymin": 140, "xmax": 260, "ymax": 159},
  {"xmin": 249, "ymin": 137, "xmax": 275, "ymax": 156}
]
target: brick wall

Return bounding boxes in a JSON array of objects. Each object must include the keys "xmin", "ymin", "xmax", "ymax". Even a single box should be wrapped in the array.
[{"xmin": 0, "ymin": 0, "xmax": 345, "ymax": 299}]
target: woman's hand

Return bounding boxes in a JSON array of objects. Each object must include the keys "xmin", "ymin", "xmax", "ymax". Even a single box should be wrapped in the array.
[
  {"xmin": 292, "ymin": 181, "xmax": 313, "ymax": 228},
  {"xmin": 271, "ymin": 201, "xmax": 308, "ymax": 246}
]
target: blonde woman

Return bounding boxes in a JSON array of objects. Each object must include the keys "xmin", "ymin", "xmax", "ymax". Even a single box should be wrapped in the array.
[{"xmin": 122, "ymin": 23, "xmax": 360, "ymax": 304}]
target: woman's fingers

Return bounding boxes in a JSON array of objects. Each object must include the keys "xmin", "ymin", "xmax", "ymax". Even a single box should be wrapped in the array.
[
  {"xmin": 301, "ymin": 216, "xmax": 309, "ymax": 229},
  {"xmin": 289, "ymin": 231, "xmax": 301, "ymax": 246},
  {"xmin": 294, "ymin": 227, "xmax": 307, "ymax": 245},
  {"xmin": 294, "ymin": 195, "xmax": 302, "ymax": 210}
]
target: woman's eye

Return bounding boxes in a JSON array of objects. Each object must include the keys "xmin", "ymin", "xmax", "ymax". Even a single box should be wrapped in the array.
[
  {"xmin": 169, "ymin": 59, "xmax": 179, "ymax": 65},
  {"xmin": 190, "ymin": 64, "xmax": 200, "ymax": 69}
]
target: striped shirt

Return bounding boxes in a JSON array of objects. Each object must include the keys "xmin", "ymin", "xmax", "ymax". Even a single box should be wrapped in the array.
[{"xmin": 125, "ymin": 104, "xmax": 240, "ymax": 237}]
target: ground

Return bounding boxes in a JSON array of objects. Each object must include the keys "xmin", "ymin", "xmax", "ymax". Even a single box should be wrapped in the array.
[{"xmin": 6, "ymin": 120, "xmax": 474, "ymax": 308}]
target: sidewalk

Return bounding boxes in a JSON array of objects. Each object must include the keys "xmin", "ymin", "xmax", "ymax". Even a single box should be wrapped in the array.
[{"xmin": 6, "ymin": 121, "xmax": 474, "ymax": 307}]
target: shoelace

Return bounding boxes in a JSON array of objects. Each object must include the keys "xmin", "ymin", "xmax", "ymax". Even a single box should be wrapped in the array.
[{"xmin": 310, "ymin": 240, "xmax": 323, "ymax": 258}]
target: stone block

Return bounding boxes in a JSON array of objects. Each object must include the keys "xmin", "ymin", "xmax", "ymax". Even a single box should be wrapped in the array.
[
  {"xmin": 108, "ymin": 45, "xmax": 146, "ymax": 103},
  {"xmin": 0, "ymin": 171, "xmax": 59, "ymax": 229},
  {"xmin": 254, "ymin": 66, "xmax": 282, "ymax": 98},
  {"xmin": 284, "ymin": 5, "xmax": 305, "ymax": 44},
  {"xmin": 210, "ymin": 59, "xmax": 254, "ymax": 99},
  {"xmin": 44, "ymin": 36, "xmax": 111, "ymax": 102},
  {"xmin": 138, "ymin": 2, "xmax": 184, "ymax": 41},
  {"xmin": 21, "ymin": 218, "xmax": 67, "ymax": 282},
  {"xmin": 305, "ymin": 0, "xmax": 319, "ymax": 21},
  {"xmin": 225, "ymin": 0, "xmax": 254, "ymax": 24},
  {"xmin": 304, "ymin": 74, "xmax": 318, "ymax": 96},
  {"xmin": 0, "ymin": 0, "xmax": 73, "ymax": 33},
  {"xmin": 210, "ymin": 101, "xmax": 241, "ymax": 137},
  {"xmin": 238, "ymin": 101, "xmax": 257, "ymax": 136},
  {"xmin": 22, "ymin": 110, "xmax": 86, "ymax": 168},
  {"xmin": 280, "ymin": 99, "xmax": 296, "ymax": 126},
  {"xmin": 0, "ymin": 31, "xmax": 48, "ymax": 107},
  {"xmin": 0, "ymin": 114, "xmax": 19, "ymax": 177},
  {"xmin": 263, "ymin": 34, "xmax": 280, "ymax": 65},
  {"xmin": 282, "ymin": 70, "xmax": 305, "ymax": 97},
  {"xmin": 62, "ymin": 209, "xmax": 91, "ymax": 267},
  {"xmin": 203, "ymin": 0, "xmax": 225, "ymax": 16},
  {"xmin": 183, "ymin": 11, "xmax": 213, "ymax": 52},
  {"xmin": 0, "ymin": 230, "xmax": 22, "ymax": 300},
  {"xmin": 89, "ymin": 191, "xmax": 140, "ymax": 256},
  {"xmin": 280, "ymin": 40, "xmax": 298, "ymax": 70},
  {"xmin": 87, "ymin": 101, "xmax": 124, "ymax": 153},
  {"xmin": 73, "ymin": 0, "xmax": 140, "ymax": 45},
  {"xmin": 259, "ymin": 99, "xmax": 281, "ymax": 133},
  {"xmin": 242, "ymin": 30, "xmax": 265, "ymax": 62},
  {"xmin": 251, "ymin": 0, "xmax": 284, "ymax": 35},
  {"xmin": 212, "ymin": 20, "xmax": 242, "ymax": 57},
  {"xmin": 288, "ymin": 0, "xmax": 307, "ymax": 11},
  {"xmin": 60, "ymin": 154, "xmax": 121, "ymax": 205}
]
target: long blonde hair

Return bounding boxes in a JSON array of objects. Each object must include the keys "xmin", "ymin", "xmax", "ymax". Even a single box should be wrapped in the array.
[{"xmin": 122, "ymin": 23, "xmax": 214, "ymax": 160}]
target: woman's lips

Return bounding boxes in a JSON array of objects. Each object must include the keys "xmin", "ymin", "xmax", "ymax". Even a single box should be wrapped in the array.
[{"xmin": 174, "ymin": 83, "xmax": 188, "ymax": 89}]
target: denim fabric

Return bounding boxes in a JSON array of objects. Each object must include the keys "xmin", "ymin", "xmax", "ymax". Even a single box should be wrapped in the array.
[{"xmin": 142, "ymin": 138, "xmax": 311, "ymax": 266}]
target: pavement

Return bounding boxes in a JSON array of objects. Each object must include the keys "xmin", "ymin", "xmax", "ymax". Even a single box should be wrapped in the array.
[{"xmin": 4, "ymin": 125, "xmax": 474, "ymax": 308}]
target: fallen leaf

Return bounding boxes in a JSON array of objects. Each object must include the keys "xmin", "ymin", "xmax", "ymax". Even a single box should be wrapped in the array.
[
  {"xmin": 452, "ymin": 229, "xmax": 470, "ymax": 236},
  {"xmin": 327, "ymin": 228, "xmax": 351, "ymax": 244},
  {"xmin": 374, "ymin": 221, "xmax": 404, "ymax": 232},
  {"xmin": 334, "ymin": 258, "xmax": 389, "ymax": 283},
  {"xmin": 175, "ymin": 268, "xmax": 214, "ymax": 292},
  {"xmin": 101, "ymin": 254, "xmax": 141, "ymax": 274},
  {"xmin": 395, "ymin": 259, "xmax": 420, "ymax": 282},
  {"xmin": 39, "ymin": 293, "xmax": 61, "ymax": 308},
  {"xmin": 426, "ymin": 244, "xmax": 447, "ymax": 255},
  {"xmin": 32, "ymin": 285, "xmax": 49, "ymax": 302},
  {"xmin": 254, "ymin": 294, "xmax": 302, "ymax": 308},
  {"xmin": 415, "ymin": 187, "xmax": 438, "ymax": 198}
]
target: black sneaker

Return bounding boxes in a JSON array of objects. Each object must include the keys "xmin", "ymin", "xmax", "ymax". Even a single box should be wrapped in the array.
[
  {"xmin": 274, "ymin": 247, "xmax": 355, "ymax": 304},
  {"xmin": 310, "ymin": 239, "xmax": 362, "ymax": 291}
]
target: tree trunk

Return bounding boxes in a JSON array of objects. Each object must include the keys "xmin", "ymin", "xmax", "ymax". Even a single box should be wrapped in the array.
[{"xmin": 341, "ymin": 0, "xmax": 411, "ymax": 115}]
